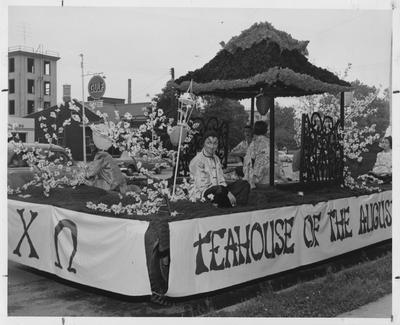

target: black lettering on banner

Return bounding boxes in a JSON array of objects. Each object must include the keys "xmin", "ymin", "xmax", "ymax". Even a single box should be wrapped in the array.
[
  {"xmin": 377, "ymin": 201, "xmax": 386, "ymax": 229},
  {"xmin": 303, "ymin": 213, "xmax": 321, "ymax": 248},
  {"xmin": 328, "ymin": 207, "xmax": 352, "ymax": 242},
  {"xmin": 359, "ymin": 199, "xmax": 392, "ymax": 235},
  {"xmin": 54, "ymin": 219, "xmax": 78, "ymax": 273},
  {"xmin": 234, "ymin": 225, "xmax": 252, "ymax": 265},
  {"xmin": 263, "ymin": 220, "xmax": 275, "ymax": 259},
  {"xmin": 341, "ymin": 207, "xmax": 353, "ymax": 239},
  {"xmin": 193, "ymin": 231, "xmax": 211, "ymax": 275},
  {"xmin": 209, "ymin": 228, "xmax": 226, "ymax": 271},
  {"xmin": 224, "ymin": 228, "xmax": 238, "ymax": 268},
  {"xmin": 385, "ymin": 200, "xmax": 392, "ymax": 226},
  {"xmin": 192, "ymin": 216, "xmax": 296, "ymax": 276},
  {"xmin": 328, "ymin": 209, "xmax": 337, "ymax": 242},
  {"xmin": 284, "ymin": 216, "xmax": 295, "ymax": 254},
  {"xmin": 250, "ymin": 222, "xmax": 264, "ymax": 261},
  {"xmin": 274, "ymin": 219, "xmax": 285, "ymax": 255},
  {"xmin": 13, "ymin": 209, "xmax": 39, "ymax": 259}
]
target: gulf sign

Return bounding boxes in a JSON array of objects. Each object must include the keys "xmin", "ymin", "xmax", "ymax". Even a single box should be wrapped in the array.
[{"xmin": 88, "ymin": 75, "xmax": 106, "ymax": 100}]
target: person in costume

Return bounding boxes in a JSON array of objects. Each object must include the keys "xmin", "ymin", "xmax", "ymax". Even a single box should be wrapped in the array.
[
  {"xmin": 369, "ymin": 136, "xmax": 392, "ymax": 182},
  {"xmin": 85, "ymin": 124, "xmax": 128, "ymax": 194},
  {"xmin": 189, "ymin": 130, "xmax": 250, "ymax": 208}
]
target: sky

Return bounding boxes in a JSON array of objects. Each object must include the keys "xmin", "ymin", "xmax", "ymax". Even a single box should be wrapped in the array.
[{"xmin": 7, "ymin": 5, "xmax": 392, "ymax": 108}]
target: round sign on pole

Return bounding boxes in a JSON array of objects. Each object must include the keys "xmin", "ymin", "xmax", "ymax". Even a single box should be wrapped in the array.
[{"xmin": 88, "ymin": 75, "xmax": 106, "ymax": 100}]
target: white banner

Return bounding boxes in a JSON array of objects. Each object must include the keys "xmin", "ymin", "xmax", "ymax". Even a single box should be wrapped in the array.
[
  {"xmin": 167, "ymin": 191, "xmax": 392, "ymax": 297},
  {"xmin": 8, "ymin": 200, "xmax": 151, "ymax": 296}
]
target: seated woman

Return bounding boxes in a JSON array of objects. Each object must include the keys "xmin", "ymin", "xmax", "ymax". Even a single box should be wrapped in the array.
[
  {"xmin": 369, "ymin": 136, "xmax": 392, "ymax": 182},
  {"xmin": 229, "ymin": 125, "xmax": 253, "ymax": 161},
  {"xmin": 85, "ymin": 124, "xmax": 129, "ymax": 194},
  {"xmin": 243, "ymin": 121, "xmax": 286, "ymax": 188},
  {"xmin": 189, "ymin": 131, "xmax": 250, "ymax": 208}
]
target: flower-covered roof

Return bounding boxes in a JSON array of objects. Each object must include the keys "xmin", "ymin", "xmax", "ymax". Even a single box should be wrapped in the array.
[{"xmin": 174, "ymin": 22, "xmax": 352, "ymax": 99}]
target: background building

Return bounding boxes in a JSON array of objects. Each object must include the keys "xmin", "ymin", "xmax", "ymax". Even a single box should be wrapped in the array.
[
  {"xmin": 8, "ymin": 46, "xmax": 60, "ymax": 117},
  {"xmin": 26, "ymin": 100, "xmax": 102, "ymax": 161}
]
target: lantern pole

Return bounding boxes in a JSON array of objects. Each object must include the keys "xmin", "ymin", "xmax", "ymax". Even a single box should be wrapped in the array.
[
  {"xmin": 250, "ymin": 97, "xmax": 255, "ymax": 126},
  {"xmin": 172, "ymin": 121, "xmax": 184, "ymax": 197},
  {"xmin": 269, "ymin": 97, "xmax": 275, "ymax": 186},
  {"xmin": 80, "ymin": 54, "xmax": 87, "ymax": 164}
]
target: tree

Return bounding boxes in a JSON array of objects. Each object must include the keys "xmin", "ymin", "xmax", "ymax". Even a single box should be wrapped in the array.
[
  {"xmin": 201, "ymin": 96, "xmax": 249, "ymax": 150},
  {"xmin": 274, "ymin": 104, "xmax": 297, "ymax": 150}
]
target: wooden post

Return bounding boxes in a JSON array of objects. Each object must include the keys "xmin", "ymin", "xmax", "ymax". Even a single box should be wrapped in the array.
[
  {"xmin": 300, "ymin": 114, "xmax": 306, "ymax": 183},
  {"xmin": 250, "ymin": 97, "xmax": 255, "ymax": 126},
  {"xmin": 339, "ymin": 92, "xmax": 345, "ymax": 183},
  {"xmin": 269, "ymin": 98, "xmax": 275, "ymax": 186},
  {"xmin": 340, "ymin": 92, "xmax": 345, "ymax": 129}
]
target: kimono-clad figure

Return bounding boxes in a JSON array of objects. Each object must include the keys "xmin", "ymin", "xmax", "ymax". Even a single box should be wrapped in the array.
[{"xmin": 85, "ymin": 124, "xmax": 128, "ymax": 194}]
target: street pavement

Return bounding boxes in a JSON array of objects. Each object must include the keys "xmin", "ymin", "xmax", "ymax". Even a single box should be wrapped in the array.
[
  {"xmin": 7, "ymin": 260, "xmax": 185, "ymax": 316},
  {"xmin": 7, "ymin": 259, "xmax": 393, "ymax": 318}
]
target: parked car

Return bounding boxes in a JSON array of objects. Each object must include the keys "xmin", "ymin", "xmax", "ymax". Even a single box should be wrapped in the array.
[
  {"xmin": 115, "ymin": 151, "xmax": 172, "ymax": 176},
  {"xmin": 7, "ymin": 142, "xmax": 79, "ymax": 189},
  {"xmin": 278, "ymin": 150, "xmax": 294, "ymax": 162}
]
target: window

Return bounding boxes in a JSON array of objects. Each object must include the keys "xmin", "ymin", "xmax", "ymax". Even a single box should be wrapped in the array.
[
  {"xmin": 44, "ymin": 101, "xmax": 51, "ymax": 109},
  {"xmin": 9, "ymin": 79, "xmax": 15, "ymax": 93},
  {"xmin": 44, "ymin": 81, "xmax": 51, "ymax": 95},
  {"xmin": 44, "ymin": 61, "xmax": 50, "ymax": 75},
  {"xmin": 9, "ymin": 100, "xmax": 15, "ymax": 115},
  {"xmin": 27, "ymin": 79, "xmax": 35, "ymax": 94},
  {"xmin": 9, "ymin": 58, "xmax": 15, "ymax": 73},
  {"xmin": 27, "ymin": 100, "xmax": 35, "ymax": 114},
  {"xmin": 27, "ymin": 58, "xmax": 35, "ymax": 73}
]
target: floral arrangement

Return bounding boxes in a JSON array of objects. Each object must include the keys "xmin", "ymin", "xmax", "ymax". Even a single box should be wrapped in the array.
[
  {"xmin": 8, "ymin": 101, "xmax": 91, "ymax": 197},
  {"xmin": 8, "ymin": 99, "xmax": 199, "ymax": 216},
  {"xmin": 7, "ymin": 140, "xmax": 87, "ymax": 197},
  {"xmin": 85, "ymin": 102, "xmax": 198, "ymax": 216},
  {"xmin": 175, "ymin": 67, "xmax": 351, "ymax": 99},
  {"xmin": 223, "ymin": 22, "xmax": 309, "ymax": 56}
]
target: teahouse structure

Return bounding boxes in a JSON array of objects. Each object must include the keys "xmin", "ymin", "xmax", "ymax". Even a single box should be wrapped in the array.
[{"xmin": 173, "ymin": 22, "xmax": 353, "ymax": 185}]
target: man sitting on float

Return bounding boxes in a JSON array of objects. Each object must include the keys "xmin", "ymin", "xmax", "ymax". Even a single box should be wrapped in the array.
[
  {"xmin": 84, "ymin": 124, "xmax": 129, "ymax": 194},
  {"xmin": 189, "ymin": 130, "xmax": 250, "ymax": 208}
]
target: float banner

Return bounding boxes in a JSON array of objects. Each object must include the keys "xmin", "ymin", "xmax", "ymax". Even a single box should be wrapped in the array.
[
  {"xmin": 8, "ymin": 200, "xmax": 151, "ymax": 296},
  {"xmin": 168, "ymin": 191, "xmax": 391, "ymax": 297}
]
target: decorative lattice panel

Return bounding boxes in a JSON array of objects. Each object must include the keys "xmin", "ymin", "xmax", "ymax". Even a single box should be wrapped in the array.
[{"xmin": 300, "ymin": 112, "xmax": 343, "ymax": 184}]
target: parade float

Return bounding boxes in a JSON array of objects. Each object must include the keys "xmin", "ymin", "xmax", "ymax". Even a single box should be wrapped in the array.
[{"xmin": 8, "ymin": 22, "xmax": 391, "ymax": 298}]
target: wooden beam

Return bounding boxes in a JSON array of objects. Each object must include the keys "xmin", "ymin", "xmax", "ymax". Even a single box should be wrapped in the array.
[
  {"xmin": 340, "ymin": 92, "xmax": 345, "ymax": 183},
  {"xmin": 340, "ymin": 92, "xmax": 345, "ymax": 129},
  {"xmin": 269, "ymin": 98, "xmax": 275, "ymax": 186},
  {"xmin": 250, "ymin": 97, "xmax": 255, "ymax": 126}
]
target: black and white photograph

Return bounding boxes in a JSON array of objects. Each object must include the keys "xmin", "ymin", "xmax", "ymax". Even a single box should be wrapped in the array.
[{"xmin": 2, "ymin": 0, "xmax": 399, "ymax": 323}]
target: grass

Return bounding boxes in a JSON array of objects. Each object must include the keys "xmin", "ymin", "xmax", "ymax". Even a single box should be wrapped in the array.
[{"xmin": 208, "ymin": 252, "xmax": 391, "ymax": 317}]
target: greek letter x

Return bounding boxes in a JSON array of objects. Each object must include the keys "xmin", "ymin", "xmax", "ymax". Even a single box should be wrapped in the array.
[{"xmin": 13, "ymin": 208, "xmax": 39, "ymax": 259}]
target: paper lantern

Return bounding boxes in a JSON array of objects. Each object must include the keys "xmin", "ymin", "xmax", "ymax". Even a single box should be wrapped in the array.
[
  {"xmin": 91, "ymin": 124, "xmax": 112, "ymax": 150},
  {"xmin": 169, "ymin": 125, "xmax": 188, "ymax": 146},
  {"xmin": 256, "ymin": 96, "xmax": 274, "ymax": 115},
  {"xmin": 178, "ymin": 92, "xmax": 196, "ymax": 106},
  {"xmin": 344, "ymin": 91, "xmax": 354, "ymax": 106}
]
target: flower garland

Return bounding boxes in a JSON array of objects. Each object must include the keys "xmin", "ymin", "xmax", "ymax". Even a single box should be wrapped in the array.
[{"xmin": 175, "ymin": 67, "xmax": 352, "ymax": 98}]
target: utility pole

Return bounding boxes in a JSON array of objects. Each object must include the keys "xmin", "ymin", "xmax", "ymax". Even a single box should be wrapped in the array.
[
  {"xmin": 80, "ymin": 54, "xmax": 87, "ymax": 164},
  {"xmin": 170, "ymin": 67, "xmax": 175, "ymax": 80}
]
